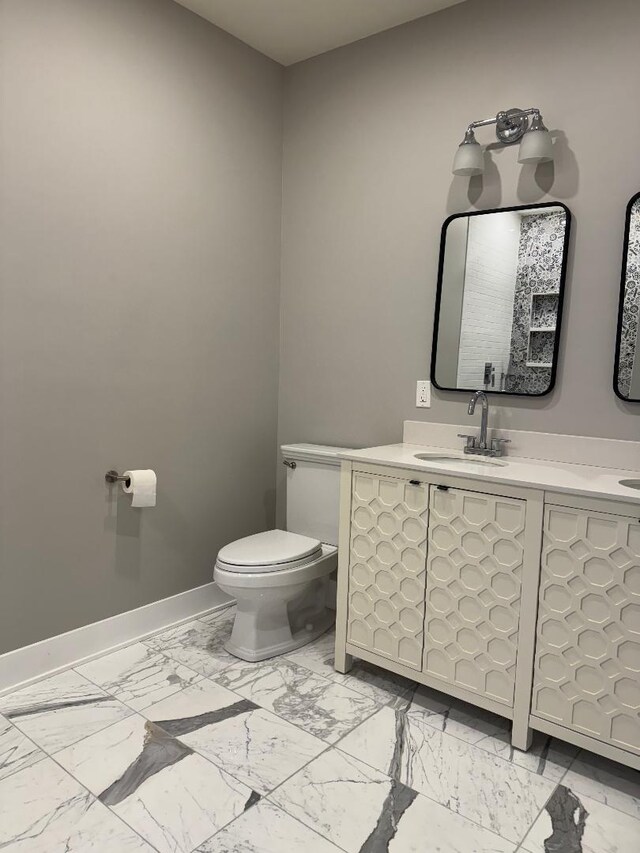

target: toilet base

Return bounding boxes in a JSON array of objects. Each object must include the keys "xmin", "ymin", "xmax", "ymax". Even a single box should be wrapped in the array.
[{"xmin": 224, "ymin": 608, "xmax": 334, "ymax": 662}]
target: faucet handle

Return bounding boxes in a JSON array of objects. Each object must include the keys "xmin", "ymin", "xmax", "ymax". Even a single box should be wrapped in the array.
[
  {"xmin": 458, "ymin": 433, "xmax": 477, "ymax": 449},
  {"xmin": 490, "ymin": 437, "xmax": 511, "ymax": 455}
]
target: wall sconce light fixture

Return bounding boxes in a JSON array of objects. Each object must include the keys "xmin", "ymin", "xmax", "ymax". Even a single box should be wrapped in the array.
[{"xmin": 452, "ymin": 107, "xmax": 553, "ymax": 177}]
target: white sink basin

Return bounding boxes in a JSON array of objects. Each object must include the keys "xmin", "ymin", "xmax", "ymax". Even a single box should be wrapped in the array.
[
  {"xmin": 414, "ymin": 451, "xmax": 507, "ymax": 468},
  {"xmin": 619, "ymin": 479, "xmax": 640, "ymax": 491}
]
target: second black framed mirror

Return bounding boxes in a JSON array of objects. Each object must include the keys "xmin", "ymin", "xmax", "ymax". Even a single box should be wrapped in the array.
[{"xmin": 614, "ymin": 192, "xmax": 640, "ymax": 401}]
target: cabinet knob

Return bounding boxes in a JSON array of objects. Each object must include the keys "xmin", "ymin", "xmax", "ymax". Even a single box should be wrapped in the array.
[{"xmin": 409, "ymin": 479, "xmax": 421, "ymax": 486}]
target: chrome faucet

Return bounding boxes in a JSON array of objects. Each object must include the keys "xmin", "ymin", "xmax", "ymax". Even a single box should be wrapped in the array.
[
  {"xmin": 458, "ymin": 391, "xmax": 510, "ymax": 457},
  {"xmin": 469, "ymin": 391, "xmax": 489, "ymax": 448}
]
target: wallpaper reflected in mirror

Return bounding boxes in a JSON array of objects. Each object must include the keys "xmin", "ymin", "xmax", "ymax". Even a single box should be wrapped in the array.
[{"xmin": 615, "ymin": 194, "xmax": 640, "ymax": 401}]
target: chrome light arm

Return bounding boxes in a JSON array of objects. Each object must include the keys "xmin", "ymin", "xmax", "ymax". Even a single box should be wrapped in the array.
[{"xmin": 464, "ymin": 107, "xmax": 545, "ymax": 146}]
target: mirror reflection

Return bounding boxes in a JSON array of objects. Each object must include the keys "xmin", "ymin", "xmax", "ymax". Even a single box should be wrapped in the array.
[
  {"xmin": 432, "ymin": 203, "xmax": 570, "ymax": 396},
  {"xmin": 615, "ymin": 193, "xmax": 640, "ymax": 401}
]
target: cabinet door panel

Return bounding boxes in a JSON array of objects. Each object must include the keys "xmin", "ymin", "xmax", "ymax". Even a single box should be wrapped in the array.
[
  {"xmin": 347, "ymin": 472, "xmax": 428, "ymax": 670},
  {"xmin": 423, "ymin": 486, "xmax": 526, "ymax": 706},
  {"xmin": 533, "ymin": 506, "xmax": 640, "ymax": 754}
]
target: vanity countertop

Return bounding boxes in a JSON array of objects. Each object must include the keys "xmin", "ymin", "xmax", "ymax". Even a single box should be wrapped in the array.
[{"xmin": 340, "ymin": 443, "xmax": 640, "ymax": 505}]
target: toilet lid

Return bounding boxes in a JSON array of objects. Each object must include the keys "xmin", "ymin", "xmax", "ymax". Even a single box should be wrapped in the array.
[{"xmin": 217, "ymin": 529, "xmax": 322, "ymax": 571}]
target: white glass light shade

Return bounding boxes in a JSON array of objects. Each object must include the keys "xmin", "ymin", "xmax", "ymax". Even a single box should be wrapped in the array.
[
  {"xmin": 518, "ymin": 128, "xmax": 553, "ymax": 164},
  {"xmin": 452, "ymin": 141, "xmax": 484, "ymax": 176}
]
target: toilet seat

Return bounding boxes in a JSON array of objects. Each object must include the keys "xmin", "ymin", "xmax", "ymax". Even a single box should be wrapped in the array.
[
  {"xmin": 216, "ymin": 529, "xmax": 323, "ymax": 574},
  {"xmin": 215, "ymin": 543, "xmax": 337, "ymax": 589}
]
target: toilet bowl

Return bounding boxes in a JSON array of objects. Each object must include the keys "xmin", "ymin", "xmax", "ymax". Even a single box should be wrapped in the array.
[{"xmin": 213, "ymin": 444, "xmax": 347, "ymax": 662}]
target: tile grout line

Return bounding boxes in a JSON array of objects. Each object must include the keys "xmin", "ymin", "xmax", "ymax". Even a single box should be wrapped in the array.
[
  {"xmin": 139, "ymin": 642, "xmax": 396, "ymax": 851},
  {"xmin": 3, "ymin": 641, "xmax": 372, "ymax": 794},
  {"xmin": 1, "ymin": 709, "xmax": 162, "ymax": 853},
  {"xmin": 0, "ymin": 688, "xmax": 530, "ymax": 853},
  {"xmin": 269, "ymin": 644, "xmax": 581, "ymax": 784},
  {"xmin": 326, "ymin": 700, "xmax": 548, "ymax": 851},
  {"xmin": 68, "ymin": 637, "xmax": 208, "ymax": 709},
  {"xmin": 4, "ymin": 622, "xmax": 638, "ymax": 848},
  {"xmin": 207, "ymin": 655, "xmax": 385, "ymax": 727},
  {"xmin": 4, "ymin": 616, "xmax": 424, "ymax": 777},
  {"xmin": 197, "ymin": 760, "xmax": 349, "ymax": 853},
  {"xmin": 140, "ymin": 704, "xmax": 343, "ymax": 852},
  {"xmin": 0, "ymin": 713, "xmax": 49, "ymax": 784},
  {"xmin": 513, "ymin": 747, "xmax": 639, "ymax": 853},
  {"xmin": 1, "ymin": 679, "xmax": 139, "ymax": 761},
  {"xmin": 262, "ymin": 701, "xmax": 524, "ymax": 853},
  {"xmin": 336, "ymin": 695, "xmax": 556, "ymax": 785},
  {"xmin": 25, "ymin": 654, "xmax": 360, "ymax": 851},
  {"xmin": 515, "ymin": 782, "xmax": 559, "ymax": 852},
  {"xmin": 0, "ymin": 631, "xmax": 552, "ymax": 785},
  {"xmin": 0, "ymin": 603, "xmax": 234, "ymax": 700},
  {"xmin": 330, "ymin": 737, "xmax": 522, "ymax": 851}
]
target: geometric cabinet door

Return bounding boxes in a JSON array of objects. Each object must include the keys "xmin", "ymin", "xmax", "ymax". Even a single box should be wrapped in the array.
[
  {"xmin": 532, "ymin": 506, "xmax": 640, "ymax": 755},
  {"xmin": 423, "ymin": 486, "xmax": 526, "ymax": 707},
  {"xmin": 346, "ymin": 472, "xmax": 429, "ymax": 670}
]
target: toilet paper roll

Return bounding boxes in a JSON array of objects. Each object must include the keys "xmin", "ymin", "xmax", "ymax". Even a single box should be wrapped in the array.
[{"xmin": 122, "ymin": 469, "xmax": 157, "ymax": 507}]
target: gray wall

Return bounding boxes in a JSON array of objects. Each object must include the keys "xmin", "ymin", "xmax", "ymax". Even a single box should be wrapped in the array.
[
  {"xmin": 0, "ymin": 0, "xmax": 283, "ymax": 653},
  {"xmin": 3, "ymin": 0, "xmax": 640, "ymax": 655},
  {"xmin": 278, "ymin": 0, "xmax": 640, "ymax": 467}
]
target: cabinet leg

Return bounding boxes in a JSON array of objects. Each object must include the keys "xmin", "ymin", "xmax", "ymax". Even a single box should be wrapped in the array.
[
  {"xmin": 334, "ymin": 647, "xmax": 353, "ymax": 674},
  {"xmin": 511, "ymin": 720, "xmax": 533, "ymax": 752}
]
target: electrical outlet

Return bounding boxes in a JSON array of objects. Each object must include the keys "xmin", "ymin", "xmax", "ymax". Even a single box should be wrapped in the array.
[{"xmin": 416, "ymin": 380, "xmax": 431, "ymax": 408}]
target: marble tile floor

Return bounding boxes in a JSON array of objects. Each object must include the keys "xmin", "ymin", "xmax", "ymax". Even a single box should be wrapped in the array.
[{"xmin": 0, "ymin": 603, "xmax": 637, "ymax": 852}]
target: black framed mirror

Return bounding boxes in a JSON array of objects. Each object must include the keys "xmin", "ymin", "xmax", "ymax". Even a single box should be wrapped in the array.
[
  {"xmin": 614, "ymin": 192, "xmax": 640, "ymax": 401},
  {"xmin": 431, "ymin": 202, "xmax": 571, "ymax": 396}
]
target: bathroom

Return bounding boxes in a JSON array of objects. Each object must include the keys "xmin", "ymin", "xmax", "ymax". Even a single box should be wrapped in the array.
[{"xmin": 0, "ymin": 0, "xmax": 638, "ymax": 849}]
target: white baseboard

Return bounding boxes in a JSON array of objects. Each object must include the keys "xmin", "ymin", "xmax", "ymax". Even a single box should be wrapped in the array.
[{"xmin": 0, "ymin": 582, "xmax": 235, "ymax": 697}]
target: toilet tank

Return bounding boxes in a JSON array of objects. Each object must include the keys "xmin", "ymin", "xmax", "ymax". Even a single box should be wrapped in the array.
[{"xmin": 281, "ymin": 444, "xmax": 348, "ymax": 546}]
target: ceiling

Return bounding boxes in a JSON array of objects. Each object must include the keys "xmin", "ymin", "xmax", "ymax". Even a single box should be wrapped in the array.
[{"xmin": 173, "ymin": 0, "xmax": 468, "ymax": 65}]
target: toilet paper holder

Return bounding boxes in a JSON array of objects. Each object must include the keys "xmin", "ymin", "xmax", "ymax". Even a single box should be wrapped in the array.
[{"xmin": 105, "ymin": 470, "xmax": 131, "ymax": 487}]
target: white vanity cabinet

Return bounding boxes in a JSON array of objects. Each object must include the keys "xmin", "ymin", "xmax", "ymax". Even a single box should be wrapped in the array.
[
  {"xmin": 531, "ymin": 500, "xmax": 640, "ymax": 759},
  {"xmin": 335, "ymin": 459, "xmax": 640, "ymax": 770},
  {"xmin": 424, "ymin": 485, "xmax": 526, "ymax": 707},
  {"xmin": 336, "ymin": 461, "xmax": 543, "ymax": 747},
  {"xmin": 346, "ymin": 471, "xmax": 429, "ymax": 670}
]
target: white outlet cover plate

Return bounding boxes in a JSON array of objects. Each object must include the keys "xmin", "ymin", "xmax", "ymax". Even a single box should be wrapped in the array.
[{"xmin": 416, "ymin": 380, "xmax": 431, "ymax": 408}]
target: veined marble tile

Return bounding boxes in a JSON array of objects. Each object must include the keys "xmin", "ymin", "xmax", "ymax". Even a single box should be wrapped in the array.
[
  {"xmin": 76, "ymin": 642, "xmax": 201, "ymax": 710},
  {"xmin": 145, "ymin": 678, "xmax": 326, "ymax": 794},
  {"xmin": 196, "ymin": 799, "xmax": 342, "ymax": 852},
  {"xmin": 0, "ymin": 716, "xmax": 45, "ymax": 781},
  {"xmin": 0, "ymin": 756, "xmax": 153, "ymax": 851},
  {"xmin": 214, "ymin": 657, "xmax": 378, "ymax": 743},
  {"xmin": 403, "ymin": 688, "xmax": 577, "ymax": 780},
  {"xmin": 562, "ymin": 750, "xmax": 640, "ymax": 821},
  {"xmin": 0, "ymin": 670, "xmax": 132, "ymax": 752},
  {"xmin": 271, "ymin": 747, "xmax": 515, "ymax": 853},
  {"xmin": 472, "ymin": 729, "xmax": 579, "ymax": 783},
  {"xmin": 402, "ymin": 685, "xmax": 511, "ymax": 745},
  {"xmin": 285, "ymin": 631, "xmax": 418, "ymax": 707},
  {"xmin": 338, "ymin": 705, "xmax": 556, "ymax": 843},
  {"xmin": 521, "ymin": 785, "xmax": 640, "ymax": 853},
  {"xmin": 143, "ymin": 611, "xmax": 236, "ymax": 677},
  {"xmin": 55, "ymin": 714, "xmax": 257, "ymax": 853}
]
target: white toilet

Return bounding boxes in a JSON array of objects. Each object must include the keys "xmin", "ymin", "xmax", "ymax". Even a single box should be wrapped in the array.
[{"xmin": 214, "ymin": 444, "xmax": 347, "ymax": 662}]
